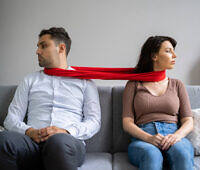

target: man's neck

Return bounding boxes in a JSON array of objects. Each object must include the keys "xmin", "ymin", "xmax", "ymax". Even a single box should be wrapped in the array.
[{"xmin": 51, "ymin": 63, "xmax": 68, "ymax": 70}]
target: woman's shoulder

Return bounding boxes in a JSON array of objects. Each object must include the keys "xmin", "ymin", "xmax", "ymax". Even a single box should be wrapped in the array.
[
  {"xmin": 126, "ymin": 80, "xmax": 140, "ymax": 87},
  {"xmin": 169, "ymin": 78, "xmax": 185, "ymax": 88},
  {"xmin": 124, "ymin": 80, "xmax": 138, "ymax": 91}
]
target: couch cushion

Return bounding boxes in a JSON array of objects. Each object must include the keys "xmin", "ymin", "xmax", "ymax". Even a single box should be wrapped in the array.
[
  {"xmin": 194, "ymin": 156, "xmax": 200, "ymax": 170},
  {"xmin": 112, "ymin": 86, "xmax": 131, "ymax": 153},
  {"xmin": 0, "ymin": 85, "xmax": 17, "ymax": 126},
  {"xmin": 113, "ymin": 152, "xmax": 137, "ymax": 170},
  {"xmin": 187, "ymin": 108, "xmax": 200, "ymax": 155},
  {"xmin": 85, "ymin": 86, "xmax": 112, "ymax": 153},
  {"xmin": 78, "ymin": 152, "xmax": 112, "ymax": 170},
  {"xmin": 186, "ymin": 85, "xmax": 200, "ymax": 109}
]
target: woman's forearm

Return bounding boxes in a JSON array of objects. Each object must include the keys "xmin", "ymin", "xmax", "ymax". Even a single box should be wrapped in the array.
[
  {"xmin": 174, "ymin": 117, "xmax": 193, "ymax": 138},
  {"xmin": 123, "ymin": 117, "xmax": 152, "ymax": 142}
]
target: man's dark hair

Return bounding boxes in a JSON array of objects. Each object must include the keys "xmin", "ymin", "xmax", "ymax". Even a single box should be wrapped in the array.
[
  {"xmin": 134, "ymin": 36, "xmax": 177, "ymax": 73},
  {"xmin": 39, "ymin": 27, "xmax": 71, "ymax": 56}
]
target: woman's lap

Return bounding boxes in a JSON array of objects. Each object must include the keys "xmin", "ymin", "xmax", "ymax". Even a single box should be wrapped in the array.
[{"xmin": 128, "ymin": 122, "xmax": 194, "ymax": 170}]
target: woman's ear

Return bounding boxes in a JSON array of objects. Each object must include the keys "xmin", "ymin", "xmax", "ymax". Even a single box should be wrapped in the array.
[{"xmin": 152, "ymin": 55, "xmax": 158, "ymax": 62}]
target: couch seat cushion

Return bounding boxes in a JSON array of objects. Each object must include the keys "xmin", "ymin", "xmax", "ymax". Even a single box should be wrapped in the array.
[
  {"xmin": 113, "ymin": 152, "xmax": 137, "ymax": 170},
  {"xmin": 78, "ymin": 152, "xmax": 112, "ymax": 170}
]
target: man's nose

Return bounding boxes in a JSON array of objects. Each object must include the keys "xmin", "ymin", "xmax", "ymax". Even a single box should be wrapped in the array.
[{"xmin": 36, "ymin": 48, "xmax": 40, "ymax": 55}]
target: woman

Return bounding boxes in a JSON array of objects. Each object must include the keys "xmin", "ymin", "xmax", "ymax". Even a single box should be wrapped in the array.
[{"xmin": 122, "ymin": 36, "xmax": 194, "ymax": 170}]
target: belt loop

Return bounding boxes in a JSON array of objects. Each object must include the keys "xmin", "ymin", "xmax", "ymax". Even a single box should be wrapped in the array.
[{"xmin": 153, "ymin": 122, "xmax": 159, "ymax": 134}]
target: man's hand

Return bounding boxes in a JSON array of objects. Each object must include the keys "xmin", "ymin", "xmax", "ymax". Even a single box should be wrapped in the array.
[
  {"xmin": 26, "ymin": 126, "xmax": 69, "ymax": 143},
  {"xmin": 160, "ymin": 133, "xmax": 182, "ymax": 150},
  {"xmin": 39, "ymin": 126, "xmax": 69, "ymax": 142},
  {"xmin": 25, "ymin": 128, "xmax": 41, "ymax": 143}
]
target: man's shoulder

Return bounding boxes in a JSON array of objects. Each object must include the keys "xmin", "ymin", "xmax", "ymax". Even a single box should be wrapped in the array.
[{"xmin": 23, "ymin": 70, "xmax": 43, "ymax": 81}]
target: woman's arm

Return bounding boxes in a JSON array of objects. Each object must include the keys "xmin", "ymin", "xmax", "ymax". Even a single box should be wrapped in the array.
[
  {"xmin": 123, "ymin": 117, "xmax": 164, "ymax": 147},
  {"xmin": 122, "ymin": 81, "xmax": 164, "ymax": 147},
  {"xmin": 161, "ymin": 117, "xmax": 193, "ymax": 150},
  {"xmin": 161, "ymin": 79, "xmax": 193, "ymax": 150},
  {"xmin": 175, "ymin": 117, "xmax": 193, "ymax": 138}
]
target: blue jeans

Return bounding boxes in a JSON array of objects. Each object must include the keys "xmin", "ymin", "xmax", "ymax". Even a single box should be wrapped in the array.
[{"xmin": 128, "ymin": 122, "xmax": 194, "ymax": 170}]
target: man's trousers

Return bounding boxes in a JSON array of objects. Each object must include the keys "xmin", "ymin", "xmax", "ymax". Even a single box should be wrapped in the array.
[{"xmin": 0, "ymin": 131, "xmax": 86, "ymax": 170}]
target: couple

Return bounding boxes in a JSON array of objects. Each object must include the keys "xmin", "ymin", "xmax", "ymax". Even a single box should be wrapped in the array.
[{"xmin": 0, "ymin": 27, "xmax": 194, "ymax": 170}]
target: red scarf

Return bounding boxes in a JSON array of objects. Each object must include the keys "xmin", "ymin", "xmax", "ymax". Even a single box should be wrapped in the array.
[{"xmin": 44, "ymin": 66, "xmax": 166, "ymax": 82}]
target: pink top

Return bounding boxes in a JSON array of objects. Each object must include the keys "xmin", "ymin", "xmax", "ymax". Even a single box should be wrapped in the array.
[{"xmin": 123, "ymin": 78, "xmax": 192, "ymax": 125}]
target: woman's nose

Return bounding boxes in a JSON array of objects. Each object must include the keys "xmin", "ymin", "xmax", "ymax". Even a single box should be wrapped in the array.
[{"xmin": 172, "ymin": 52, "xmax": 177, "ymax": 58}]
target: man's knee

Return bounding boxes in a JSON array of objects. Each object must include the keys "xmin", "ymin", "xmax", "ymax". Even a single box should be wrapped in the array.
[
  {"xmin": 0, "ymin": 131, "xmax": 26, "ymax": 163},
  {"xmin": 0, "ymin": 131, "xmax": 18, "ymax": 154},
  {"xmin": 42, "ymin": 133, "xmax": 77, "ymax": 156},
  {"xmin": 0, "ymin": 131, "xmax": 37, "ymax": 156}
]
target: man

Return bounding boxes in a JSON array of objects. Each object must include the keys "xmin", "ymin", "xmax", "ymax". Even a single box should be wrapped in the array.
[{"xmin": 0, "ymin": 27, "xmax": 101, "ymax": 170}]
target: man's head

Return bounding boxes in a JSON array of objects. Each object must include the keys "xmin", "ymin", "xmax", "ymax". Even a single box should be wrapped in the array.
[{"xmin": 36, "ymin": 27, "xmax": 71, "ymax": 68}]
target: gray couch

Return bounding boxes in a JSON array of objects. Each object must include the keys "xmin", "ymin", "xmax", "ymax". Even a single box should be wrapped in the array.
[{"xmin": 0, "ymin": 85, "xmax": 200, "ymax": 170}]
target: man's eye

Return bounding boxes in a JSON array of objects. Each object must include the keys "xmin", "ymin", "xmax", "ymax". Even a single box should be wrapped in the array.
[{"xmin": 42, "ymin": 45, "xmax": 47, "ymax": 49}]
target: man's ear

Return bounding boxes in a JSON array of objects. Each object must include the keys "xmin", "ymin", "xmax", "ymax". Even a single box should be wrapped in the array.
[{"xmin": 59, "ymin": 43, "xmax": 66, "ymax": 54}]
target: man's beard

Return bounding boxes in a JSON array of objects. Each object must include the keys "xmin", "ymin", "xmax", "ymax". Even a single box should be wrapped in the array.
[{"xmin": 38, "ymin": 55, "xmax": 49, "ymax": 67}]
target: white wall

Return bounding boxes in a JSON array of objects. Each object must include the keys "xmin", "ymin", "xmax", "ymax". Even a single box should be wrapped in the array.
[{"xmin": 1, "ymin": 0, "xmax": 200, "ymax": 86}]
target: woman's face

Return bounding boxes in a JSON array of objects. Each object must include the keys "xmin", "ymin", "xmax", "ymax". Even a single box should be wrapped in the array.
[{"xmin": 153, "ymin": 40, "xmax": 177, "ymax": 71}]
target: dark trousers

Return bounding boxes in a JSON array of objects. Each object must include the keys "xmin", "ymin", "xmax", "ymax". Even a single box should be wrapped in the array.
[{"xmin": 0, "ymin": 131, "xmax": 86, "ymax": 170}]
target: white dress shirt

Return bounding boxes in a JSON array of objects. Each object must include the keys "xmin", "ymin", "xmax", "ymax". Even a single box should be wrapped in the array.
[{"xmin": 4, "ymin": 67, "xmax": 101, "ymax": 141}]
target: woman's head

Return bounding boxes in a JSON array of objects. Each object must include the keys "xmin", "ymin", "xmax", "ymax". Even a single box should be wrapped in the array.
[{"xmin": 134, "ymin": 36, "xmax": 177, "ymax": 73}]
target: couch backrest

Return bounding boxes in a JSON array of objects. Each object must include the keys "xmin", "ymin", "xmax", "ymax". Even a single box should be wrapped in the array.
[
  {"xmin": 112, "ymin": 86, "xmax": 130, "ymax": 153},
  {"xmin": 0, "ymin": 86, "xmax": 17, "ymax": 126},
  {"xmin": 112, "ymin": 85, "xmax": 200, "ymax": 153},
  {"xmin": 186, "ymin": 85, "xmax": 200, "ymax": 109},
  {"xmin": 85, "ymin": 86, "xmax": 113, "ymax": 153}
]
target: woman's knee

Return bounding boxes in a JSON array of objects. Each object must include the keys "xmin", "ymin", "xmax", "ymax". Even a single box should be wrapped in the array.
[
  {"xmin": 128, "ymin": 141, "xmax": 163, "ymax": 166},
  {"xmin": 168, "ymin": 138, "xmax": 194, "ymax": 162},
  {"xmin": 142, "ymin": 147, "xmax": 163, "ymax": 163}
]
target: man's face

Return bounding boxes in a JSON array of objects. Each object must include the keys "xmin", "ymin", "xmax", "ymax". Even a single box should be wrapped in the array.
[{"xmin": 36, "ymin": 34, "xmax": 59, "ymax": 68}]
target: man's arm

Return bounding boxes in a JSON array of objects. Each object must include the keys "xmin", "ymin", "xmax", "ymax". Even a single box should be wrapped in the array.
[
  {"xmin": 65, "ymin": 80, "xmax": 101, "ymax": 140},
  {"xmin": 4, "ymin": 77, "xmax": 32, "ymax": 134}
]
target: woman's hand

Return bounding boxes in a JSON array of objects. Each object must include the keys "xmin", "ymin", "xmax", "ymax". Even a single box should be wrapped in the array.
[
  {"xmin": 147, "ymin": 133, "xmax": 164, "ymax": 148},
  {"xmin": 160, "ymin": 133, "xmax": 182, "ymax": 150},
  {"xmin": 160, "ymin": 117, "xmax": 193, "ymax": 150}
]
